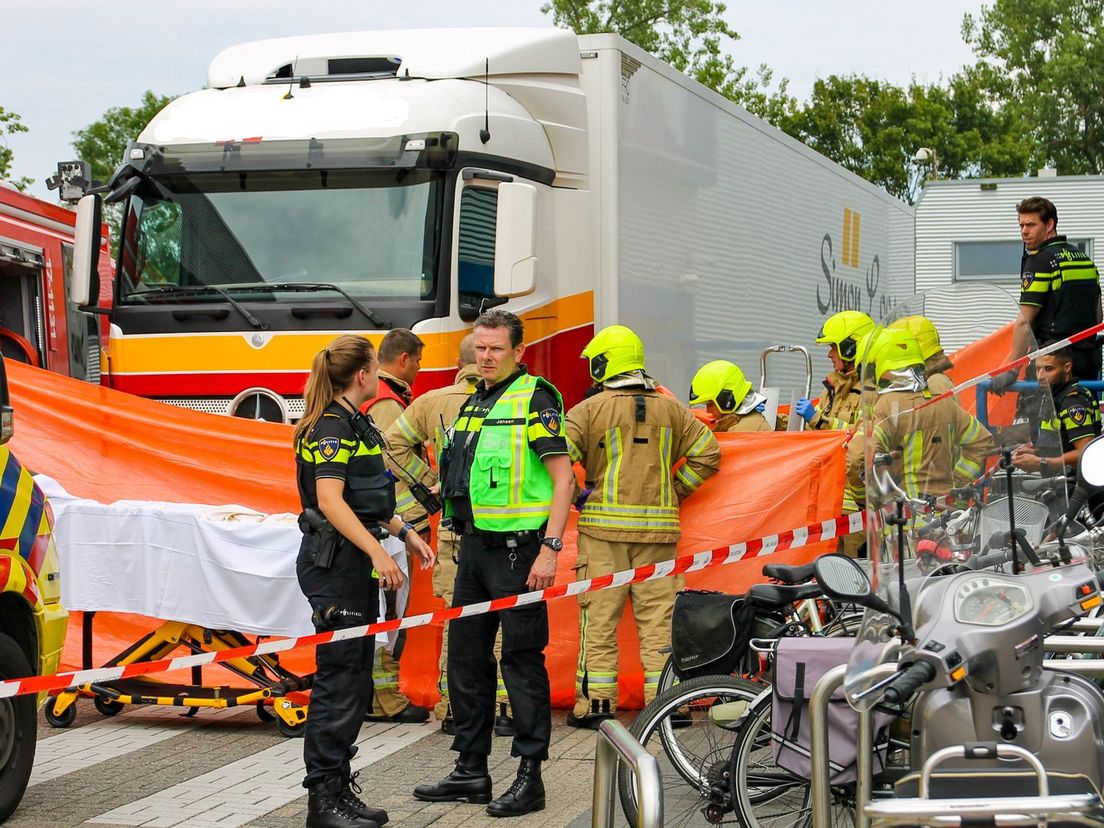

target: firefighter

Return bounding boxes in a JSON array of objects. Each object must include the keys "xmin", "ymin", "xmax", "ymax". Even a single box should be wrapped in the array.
[
  {"xmin": 1012, "ymin": 344, "xmax": 1101, "ymax": 476},
  {"xmin": 795, "ymin": 310, "xmax": 876, "ymax": 431},
  {"xmin": 889, "ymin": 315, "xmax": 954, "ymax": 394},
  {"xmin": 384, "ymin": 334, "xmax": 514, "ymax": 737},
  {"xmin": 846, "ymin": 328, "xmax": 993, "ymax": 508},
  {"xmin": 413, "ymin": 310, "xmax": 573, "ymax": 818},
  {"xmin": 293, "ymin": 334, "xmax": 434, "ymax": 828},
  {"xmin": 361, "ymin": 327, "xmax": 430, "ymax": 725},
  {"xmin": 689, "ymin": 360, "xmax": 771, "ymax": 432},
  {"xmin": 565, "ymin": 325, "xmax": 721, "ymax": 727}
]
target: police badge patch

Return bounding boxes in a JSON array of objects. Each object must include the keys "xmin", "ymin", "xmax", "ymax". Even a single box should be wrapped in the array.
[
  {"xmin": 318, "ymin": 436, "xmax": 341, "ymax": 460},
  {"xmin": 1069, "ymin": 406, "xmax": 1088, "ymax": 426},
  {"xmin": 1021, "ymin": 272, "xmax": 1035, "ymax": 291},
  {"xmin": 539, "ymin": 409, "xmax": 562, "ymax": 435}
]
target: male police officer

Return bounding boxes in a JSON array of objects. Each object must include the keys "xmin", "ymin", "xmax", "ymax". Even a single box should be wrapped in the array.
[
  {"xmin": 1012, "ymin": 344, "xmax": 1102, "ymax": 476},
  {"xmin": 384, "ymin": 334, "xmax": 514, "ymax": 737},
  {"xmin": 413, "ymin": 310, "xmax": 573, "ymax": 818},
  {"xmin": 566, "ymin": 326, "xmax": 721, "ymax": 726},
  {"xmin": 997, "ymin": 197, "xmax": 1102, "ymax": 385}
]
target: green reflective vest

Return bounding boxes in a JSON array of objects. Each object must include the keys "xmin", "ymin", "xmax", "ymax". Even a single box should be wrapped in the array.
[{"xmin": 460, "ymin": 373, "xmax": 561, "ymax": 531}]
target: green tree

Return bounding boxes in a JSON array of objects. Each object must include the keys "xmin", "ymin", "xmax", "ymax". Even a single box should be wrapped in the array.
[
  {"xmin": 964, "ymin": 0, "xmax": 1104, "ymax": 174},
  {"xmin": 779, "ymin": 71, "xmax": 1031, "ymax": 203},
  {"xmin": 541, "ymin": 0, "xmax": 794, "ymax": 121},
  {"xmin": 0, "ymin": 105, "xmax": 32, "ymax": 191},
  {"xmin": 72, "ymin": 90, "xmax": 175, "ymax": 187},
  {"xmin": 72, "ymin": 91, "xmax": 175, "ymax": 256}
]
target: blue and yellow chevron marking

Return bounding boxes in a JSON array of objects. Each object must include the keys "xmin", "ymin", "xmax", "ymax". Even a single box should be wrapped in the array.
[{"xmin": 0, "ymin": 446, "xmax": 46, "ymax": 565}]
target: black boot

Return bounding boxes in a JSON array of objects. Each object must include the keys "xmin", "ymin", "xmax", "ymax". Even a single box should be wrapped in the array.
[
  {"xmin": 493, "ymin": 703, "xmax": 515, "ymax": 737},
  {"xmin": 566, "ymin": 698, "xmax": 614, "ymax": 730},
  {"xmin": 306, "ymin": 776, "xmax": 378, "ymax": 828},
  {"xmin": 486, "ymin": 758, "xmax": 545, "ymax": 818},
  {"xmin": 412, "ymin": 753, "xmax": 492, "ymax": 803},
  {"xmin": 339, "ymin": 770, "xmax": 389, "ymax": 826}
]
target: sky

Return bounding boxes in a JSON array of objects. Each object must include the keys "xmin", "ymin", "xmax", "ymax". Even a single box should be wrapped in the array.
[{"xmin": 5, "ymin": 0, "xmax": 986, "ymax": 200}]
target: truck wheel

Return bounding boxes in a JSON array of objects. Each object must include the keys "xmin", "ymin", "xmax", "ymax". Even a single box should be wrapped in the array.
[{"xmin": 0, "ymin": 634, "xmax": 36, "ymax": 821}]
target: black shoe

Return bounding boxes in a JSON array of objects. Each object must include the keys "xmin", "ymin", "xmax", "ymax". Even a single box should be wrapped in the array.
[
  {"xmin": 306, "ymin": 776, "xmax": 378, "ymax": 828},
  {"xmin": 339, "ymin": 770, "xmax": 389, "ymax": 826},
  {"xmin": 566, "ymin": 699, "xmax": 614, "ymax": 730},
  {"xmin": 440, "ymin": 713, "xmax": 455, "ymax": 736},
  {"xmin": 493, "ymin": 703, "xmax": 515, "ymax": 737},
  {"xmin": 486, "ymin": 758, "xmax": 545, "ymax": 818},
  {"xmin": 366, "ymin": 704, "xmax": 430, "ymax": 724},
  {"xmin": 412, "ymin": 753, "xmax": 492, "ymax": 803}
]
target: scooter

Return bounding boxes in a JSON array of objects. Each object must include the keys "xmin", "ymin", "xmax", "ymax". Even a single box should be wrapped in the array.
[{"xmin": 810, "ymin": 442, "xmax": 1104, "ymax": 827}]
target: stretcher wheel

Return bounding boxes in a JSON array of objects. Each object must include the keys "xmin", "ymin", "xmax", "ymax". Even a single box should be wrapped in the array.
[
  {"xmin": 44, "ymin": 699, "xmax": 76, "ymax": 728},
  {"xmin": 276, "ymin": 714, "xmax": 307, "ymax": 738},
  {"xmin": 255, "ymin": 702, "xmax": 276, "ymax": 723},
  {"xmin": 93, "ymin": 696, "xmax": 124, "ymax": 717}
]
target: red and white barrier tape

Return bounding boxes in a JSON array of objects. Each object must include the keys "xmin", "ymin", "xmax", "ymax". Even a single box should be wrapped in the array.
[{"xmin": 0, "ymin": 511, "xmax": 866, "ymax": 699}]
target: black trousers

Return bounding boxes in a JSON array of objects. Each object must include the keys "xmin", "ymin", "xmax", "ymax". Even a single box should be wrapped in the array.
[
  {"xmin": 448, "ymin": 531, "xmax": 551, "ymax": 760},
  {"xmin": 297, "ymin": 536, "xmax": 379, "ymax": 788}
]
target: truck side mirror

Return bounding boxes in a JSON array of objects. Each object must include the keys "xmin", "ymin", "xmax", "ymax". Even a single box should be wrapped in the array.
[
  {"xmin": 493, "ymin": 182, "xmax": 537, "ymax": 299},
  {"xmin": 70, "ymin": 194, "xmax": 102, "ymax": 307}
]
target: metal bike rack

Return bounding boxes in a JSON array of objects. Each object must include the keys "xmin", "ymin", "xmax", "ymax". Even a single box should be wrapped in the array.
[{"xmin": 592, "ymin": 719, "xmax": 663, "ymax": 828}]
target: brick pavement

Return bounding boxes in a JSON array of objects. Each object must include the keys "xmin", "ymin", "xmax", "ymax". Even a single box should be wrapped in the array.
[{"xmin": 9, "ymin": 706, "xmax": 626, "ymax": 828}]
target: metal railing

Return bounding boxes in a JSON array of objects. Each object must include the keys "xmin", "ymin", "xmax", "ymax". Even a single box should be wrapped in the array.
[
  {"xmin": 975, "ymin": 379, "xmax": 1104, "ymax": 429},
  {"xmin": 592, "ymin": 719, "xmax": 663, "ymax": 828}
]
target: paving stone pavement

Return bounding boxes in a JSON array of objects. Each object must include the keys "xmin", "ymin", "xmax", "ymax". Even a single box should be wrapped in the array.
[{"xmin": 8, "ymin": 705, "xmax": 633, "ymax": 827}]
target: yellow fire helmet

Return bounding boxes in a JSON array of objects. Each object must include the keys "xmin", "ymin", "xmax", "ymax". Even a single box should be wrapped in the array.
[
  {"xmin": 874, "ymin": 327, "xmax": 926, "ymax": 378},
  {"xmin": 815, "ymin": 310, "xmax": 876, "ymax": 361},
  {"xmin": 581, "ymin": 325, "xmax": 646, "ymax": 383},
  {"xmin": 889, "ymin": 315, "xmax": 943, "ymax": 361},
  {"xmin": 689, "ymin": 360, "xmax": 752, "ymax": 413},
  {"xmin": 853, "ymin": 328, "xmax": 886, "ymax": 386}
]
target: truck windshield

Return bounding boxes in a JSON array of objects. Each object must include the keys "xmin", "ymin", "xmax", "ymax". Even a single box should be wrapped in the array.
[{"xmin": 117, "ymin": 169, "xmax": 444, "ymax": 303}]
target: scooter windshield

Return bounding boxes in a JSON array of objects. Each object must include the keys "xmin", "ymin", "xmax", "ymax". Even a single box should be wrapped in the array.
[{"xmin": 843, "ymin": 284, "xmax": 1081, "ymax": 707}]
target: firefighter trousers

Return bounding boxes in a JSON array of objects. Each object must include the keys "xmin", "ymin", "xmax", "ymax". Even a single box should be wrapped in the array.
[
  {"xmin": 448, "ymin": 530, "xmax": 550, "ymax": 760},
  {"xmin": 296, "ymin": 536, "xmax": 377, "ymax": 788},
  {"xmin": 368, "ymin": 551, "xmax": 412, "ymax": 718},
  {"xmin": 432, "ymin": 529, "xmax": 509, "ymax": 721},
  {"xmin": 573, "ymin": 536, "xmax": 677, "ymax": 716}
]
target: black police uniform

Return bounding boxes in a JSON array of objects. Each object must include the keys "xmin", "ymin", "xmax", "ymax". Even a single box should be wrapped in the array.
[
  {"xmin": 1020, "ymin": 237, "xmax": 1102, "ymax": 380},
  {"xmin": 440, "ymin": 367, "xmax": 567, "ymax": 761},
  {"xmin": 296, "ymin": 402, "xmax": 396, "ymax": 789},
  {"xmin": 1039, "ymin": 380, "xmax": 1103, "ymax": 463}
]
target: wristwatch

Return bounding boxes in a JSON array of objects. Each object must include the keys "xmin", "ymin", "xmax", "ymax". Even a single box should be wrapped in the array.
[
  {"xmin": 540, "ymin": 537, "xmax": 564, "ymax": 553},
  {"xmin": 397, "ymin": 522, "xmax": 416, "ymax": 542}
]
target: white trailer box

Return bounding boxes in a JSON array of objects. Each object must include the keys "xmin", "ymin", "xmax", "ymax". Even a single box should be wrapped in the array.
[{"xmin": 74, "ymin": 28, "xmax": 914, "ymax": 416}]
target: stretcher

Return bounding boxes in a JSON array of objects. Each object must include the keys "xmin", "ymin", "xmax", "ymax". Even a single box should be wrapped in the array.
[
  {"xmin": 760, "ymin": 344, "xmax": 814, "ymax": 431},
  {"xmin": 45, "ymin": 615, "xmax": 312, "ymax": 736},
  {"xmin": 35, "ymin": 475, "xmax": 408, "ymax": 737}
]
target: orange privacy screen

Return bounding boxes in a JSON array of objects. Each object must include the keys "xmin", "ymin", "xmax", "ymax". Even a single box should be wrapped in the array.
[{"xmin": 12, "ymin": 361, "xmax": 849, "ymax": 709}]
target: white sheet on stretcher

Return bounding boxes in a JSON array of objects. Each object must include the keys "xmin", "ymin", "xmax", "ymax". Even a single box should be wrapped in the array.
[{"xmin": 34, "ymin": 476, "xmax": 408, "ymax": 645}]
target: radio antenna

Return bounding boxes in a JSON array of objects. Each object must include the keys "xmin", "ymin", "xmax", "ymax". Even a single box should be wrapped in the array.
[{"xmin": 479, "ymin": 58, "xmax": 491, "ymax": 144}]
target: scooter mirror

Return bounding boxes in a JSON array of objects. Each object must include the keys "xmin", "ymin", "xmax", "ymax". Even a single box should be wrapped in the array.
[
  {"xmin": 815, "ymin": 553, "xmax": 903, "ymax": 623},
  {"xmin": 1078, "ymin": 434, "xmax": 1104, "ymax": 488},
  {"xmin": 814, "ymin": 553, "xmax": 873, "ymax": 601}
]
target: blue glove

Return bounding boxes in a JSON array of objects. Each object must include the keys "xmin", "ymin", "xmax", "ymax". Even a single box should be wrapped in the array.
[
  {"xmin": 754, "ymin": 402, "xmax": 766, "ymax": 413},
  {"xmin": 795, "ymin": 397, "xmax": 816, "ymax": 423},
  {"xmin": 574, "ymin": 487, "xmax": 593, "ymax": 511}
]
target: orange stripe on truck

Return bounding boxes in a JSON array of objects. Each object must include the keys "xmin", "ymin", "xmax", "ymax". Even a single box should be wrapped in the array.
[{"xmin": 107, "ymin": 291, "xmax": 595, "ymax": 376}]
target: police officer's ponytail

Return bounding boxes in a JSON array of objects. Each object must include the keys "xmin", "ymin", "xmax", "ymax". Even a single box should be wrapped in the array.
[{"xmin": 293, "ymin": 335, "xmax": 377, "ymax": 448}]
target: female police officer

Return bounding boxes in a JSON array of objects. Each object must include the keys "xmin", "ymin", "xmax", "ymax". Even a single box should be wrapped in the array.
[{"xmin": 293, "ymin": 334, "xmax": 434, "ymax": 828}]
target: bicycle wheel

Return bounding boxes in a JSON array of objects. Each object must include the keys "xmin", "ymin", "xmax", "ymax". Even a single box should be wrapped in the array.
[
  {"xmin": 729, "ymin": 690, "xmax": 855, "ymax": 828},
  {"xmin": 618, "ymin": 674, "xmax": 762, "ymax": 826}
]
